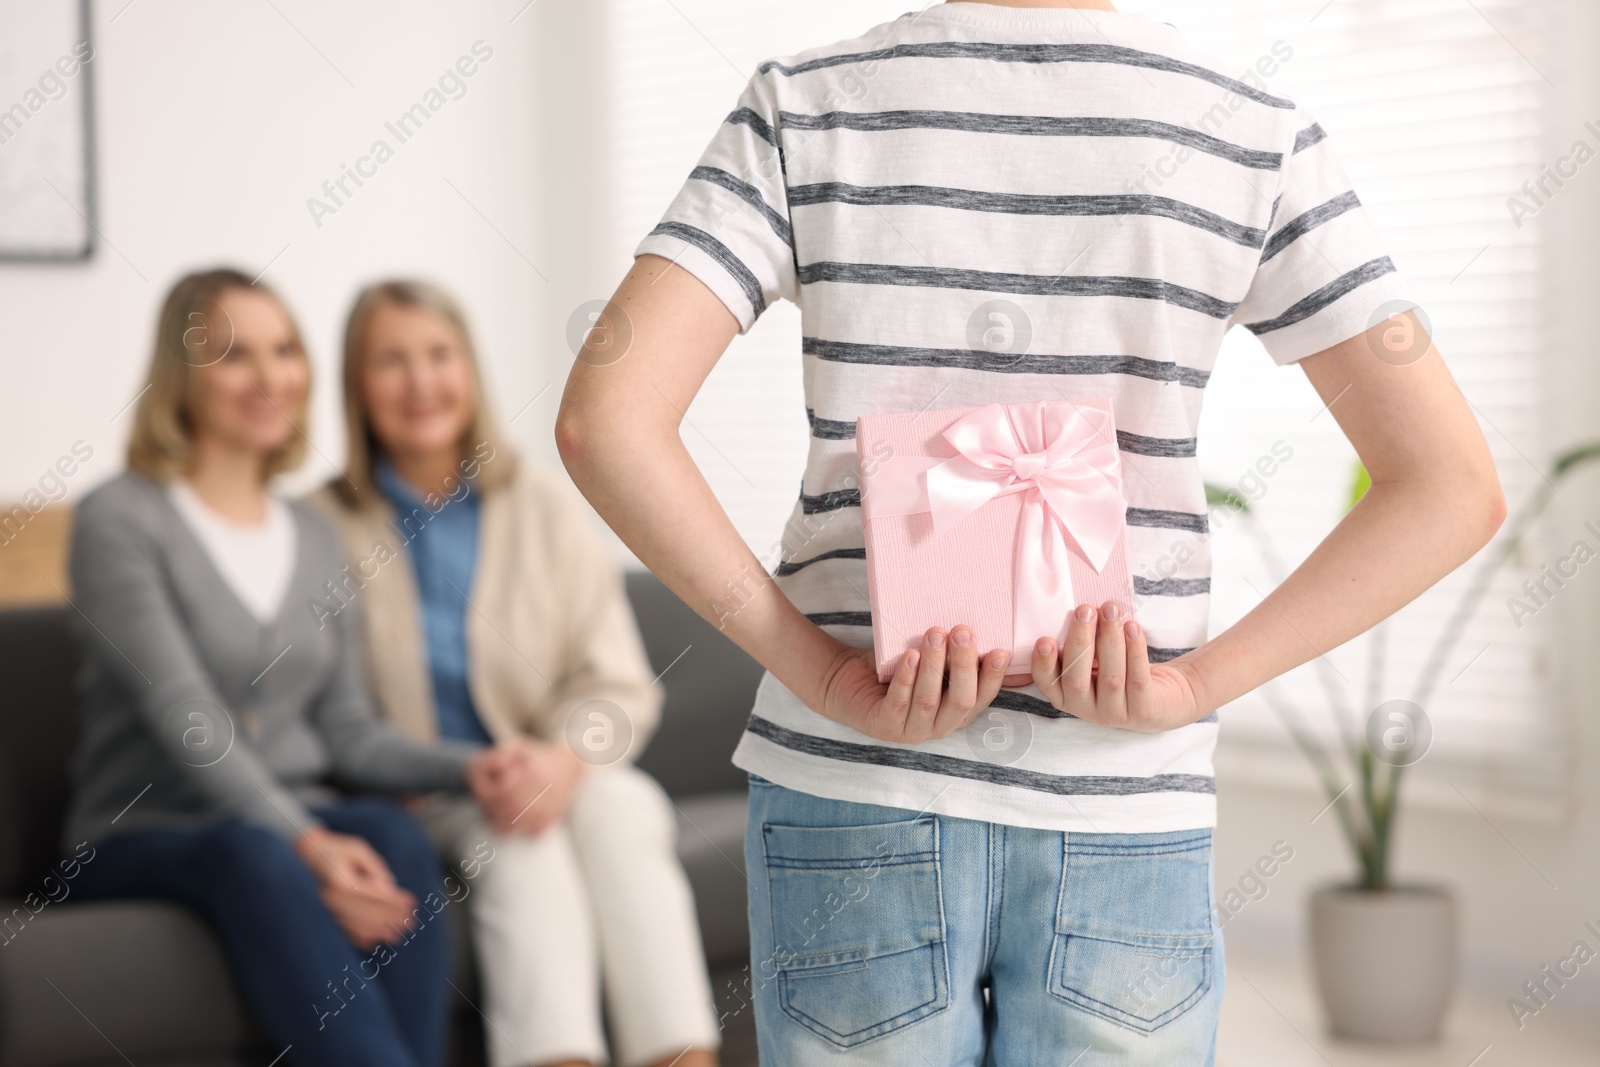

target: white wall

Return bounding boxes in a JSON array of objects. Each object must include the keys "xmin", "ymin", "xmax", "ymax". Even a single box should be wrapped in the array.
[{"xmin": 0, "ymin": 0, "xmax": 565, "ymax": 505}]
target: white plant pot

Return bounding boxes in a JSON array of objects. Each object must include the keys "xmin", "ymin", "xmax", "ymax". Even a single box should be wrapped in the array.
[{"xmin": 1308, "ymin": 884, "xmax": 1457, "ymax": 1042}]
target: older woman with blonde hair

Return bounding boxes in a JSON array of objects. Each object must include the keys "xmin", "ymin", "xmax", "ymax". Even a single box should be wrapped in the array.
[
  {"xmin": 65, "ymin": 268, "xmax": 530, "ymax": 1067},
  {"xmin": 308, "ymin": 279, "xmax": 720, "ymax": 1067}
]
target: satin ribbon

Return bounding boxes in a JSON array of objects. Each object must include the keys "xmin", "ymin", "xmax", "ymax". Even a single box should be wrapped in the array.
[{"xmin": 861, "ymin": 401, "xmax": 1126, "ymax": 648}]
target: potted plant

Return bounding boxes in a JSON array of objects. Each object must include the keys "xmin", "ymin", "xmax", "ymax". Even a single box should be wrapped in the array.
[{"xmin": 1207, "ymin": 441, "xmax": 1600, "ymax": 1041}]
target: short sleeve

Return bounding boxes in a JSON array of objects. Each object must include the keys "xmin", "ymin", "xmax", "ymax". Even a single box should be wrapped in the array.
[
  {"xmin": 1231, "ymin": 109, "xmax": 1416, "ymax": 364},
  {"xmin": 634, "ymin": 70, "xmax": 798, "ymax": 333}
]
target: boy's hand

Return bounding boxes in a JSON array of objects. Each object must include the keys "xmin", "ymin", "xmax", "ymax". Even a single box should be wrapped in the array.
[
  {"xmin": 819, "ymin": 626, "xmax": 1011, "ymax": 743},
  {"xmin": 1031, "ymin": 602, "xmax": 1208, "ymax": 731}
]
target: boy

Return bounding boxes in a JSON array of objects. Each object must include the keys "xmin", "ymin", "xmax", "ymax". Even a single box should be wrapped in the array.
[{"xmin": 557, "ymin": 1, "xmax": 1505, "ymax": 1062}]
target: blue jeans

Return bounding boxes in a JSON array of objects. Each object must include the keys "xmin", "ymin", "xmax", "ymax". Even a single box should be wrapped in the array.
[
  {"xmin": 744, "ymin": 776, "xmax": 1224, "ymax": 1065},
  {"xmin": 71, "ymin": 798, "xmax": 453, "ymax": 1067}
]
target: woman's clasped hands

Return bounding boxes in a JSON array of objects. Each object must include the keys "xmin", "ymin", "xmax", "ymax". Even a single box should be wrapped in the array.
[{"xmin": 466, "ymin": 736, "xmax": 587, "ymax": 837}]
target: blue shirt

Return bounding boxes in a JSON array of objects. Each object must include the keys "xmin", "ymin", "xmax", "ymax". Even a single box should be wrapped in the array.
[{"xmin": 376, "ymin": 459, "xmax": 493, "ymax": 746}]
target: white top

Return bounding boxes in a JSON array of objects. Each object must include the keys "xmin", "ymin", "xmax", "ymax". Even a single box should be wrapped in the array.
[
  {"xmin": 168, "ymin": 480, "xmax": 298, "ymax": 625},
  {"xmin": 635, "ymin": 3, "xmax": 1413, "ymax": 832}
]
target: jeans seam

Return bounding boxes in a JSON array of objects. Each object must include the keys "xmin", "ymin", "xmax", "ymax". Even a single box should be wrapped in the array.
[
  {"xmin": 984, "ymin": 823, "xmax": 1006, "ymax": 976},
  {"xmin": 1065, "ymin": 840, "xmax": 1211, "ymax": 858},
  {"xmin": 1051, "ymin": 948, "xmax": 1213, "ymax": 1033},
  {"xmin": 933, "ymin": 815, "xmax": 952, "ymax": 1012},
  {"xmin": 1045, "ymin": 830, "xmax": 1071, "ymax": 994},
  {"xmin": 782, "ymin": 950, "xmax": 944, "ymax": 1044}
]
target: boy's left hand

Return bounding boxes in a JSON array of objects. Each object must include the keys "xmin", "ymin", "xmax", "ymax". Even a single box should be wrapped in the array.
[{"xmin": 1030, "ymin": 602, "xmax": 1209, "ymax": 732}]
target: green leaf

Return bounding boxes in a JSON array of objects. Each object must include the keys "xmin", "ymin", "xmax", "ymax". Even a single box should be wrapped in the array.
[
  {"xmin": 1205, "ymin": 481, "xmax": 1248, "ymax": 514},
  {"xmin": 1346, "ymin": 461, "xmax": 1371, "ymax": 513},
  {"xmin": 1553, "ymin": 441, "xmax": 1600, "ymax": 480}
]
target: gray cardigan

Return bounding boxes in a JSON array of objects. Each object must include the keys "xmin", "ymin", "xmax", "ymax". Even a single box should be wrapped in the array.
[{"xmin": 65, "ymin": 472, "xmax": 477, "ymax": 847}]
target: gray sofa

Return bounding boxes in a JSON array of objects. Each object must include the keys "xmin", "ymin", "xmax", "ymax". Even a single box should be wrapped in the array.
[{"xmin": 0, "ymin": 571, "xmax": 762, "ymax": 1067}]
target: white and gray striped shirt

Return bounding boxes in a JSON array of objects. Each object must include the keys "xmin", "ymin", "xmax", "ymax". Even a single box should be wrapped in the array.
[{"xmin": 636, "ymin": 2, "xmax": 1412, "ymax": 833}]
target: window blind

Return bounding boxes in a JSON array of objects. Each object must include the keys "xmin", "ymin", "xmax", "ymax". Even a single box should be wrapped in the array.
[
  {"xmin": 1123, "ymin": 0, "xmax": 1562, "ymax": 814},
  {"xmin": 602, "ymin": 0, "xmax": 1562, "ymax": 810}
]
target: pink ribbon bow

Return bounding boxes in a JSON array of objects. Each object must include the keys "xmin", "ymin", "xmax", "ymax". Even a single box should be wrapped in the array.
[{"xmin": 924, "ymin": 402, "xmax": 1126, "ymax": 645}]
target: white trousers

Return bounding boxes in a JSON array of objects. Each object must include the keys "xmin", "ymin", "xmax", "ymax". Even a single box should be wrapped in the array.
[{"xmin": 422, "ymin": 765, "xmax": 720, "ymax": 1067}]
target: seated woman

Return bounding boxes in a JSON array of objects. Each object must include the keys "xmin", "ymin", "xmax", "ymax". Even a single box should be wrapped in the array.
[
  {"xmin": 308, "ymin": 279, "xmax": 720, "ymax": 1067},
  {"xmin": 67, "ymin": 267, "xmax": 523, "ymax": 1067}
]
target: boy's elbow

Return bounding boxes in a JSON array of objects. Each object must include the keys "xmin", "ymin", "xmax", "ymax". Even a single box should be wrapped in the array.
[
  {"xmin": 556, "ymin": 391, "xmax": 673, "ymax": 480},
  {"xmin": 554, "ymin": 408, "xmax": 592, "ymax": 478},
  {"xmin": 1467, "ymin": 467, "xmax": 1508, "ymax": 550},
  {"xmin": 1481, "ymin": 478, "xmax": 1508, "ymax": 542}
]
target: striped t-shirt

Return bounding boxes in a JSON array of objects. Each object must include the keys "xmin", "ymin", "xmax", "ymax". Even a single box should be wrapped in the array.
[{"xmin": 635, "ymin": 2, "xmax": 1412, "ymax": 833}]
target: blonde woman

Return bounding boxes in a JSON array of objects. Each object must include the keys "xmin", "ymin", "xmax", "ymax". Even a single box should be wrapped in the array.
[
  {"xmin": 308, "ymin": 280, "xmax": 720, "ymax": 1067},
  {"xmin": 66, "ymin": 268, "xmax": 527, "ymax": 1067}
]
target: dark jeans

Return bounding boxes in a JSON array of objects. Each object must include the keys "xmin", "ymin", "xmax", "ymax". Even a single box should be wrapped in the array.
[{"xmin": 72, "ymin": 798, "xmax": 452, "ymax": 1067}]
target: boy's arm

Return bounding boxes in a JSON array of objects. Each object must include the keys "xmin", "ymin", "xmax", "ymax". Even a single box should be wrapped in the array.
[
  {"xmin": 1176, "ymin": 314, "xmax": 1506, "ymax": 716},
  {"xmin": 556, "ymin": 255, "xmax": 1011, "ymax": 744},
  {"xmin": 1030, "ymin": 312, "xmax": 1508, "ymax": 730},
  {"xmin": 559, "ymin": 257, "xmax": 1504, "ymax": 736}
]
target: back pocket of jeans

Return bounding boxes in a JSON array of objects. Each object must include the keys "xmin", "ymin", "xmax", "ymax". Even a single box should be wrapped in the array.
[
  {"xmin": 1047, "ymin": 829, "xmax": 1215, "ymax": 1034},
  {"xmin": 763, "ymin": 817, "xmax": 949, "ymax": 1048}
]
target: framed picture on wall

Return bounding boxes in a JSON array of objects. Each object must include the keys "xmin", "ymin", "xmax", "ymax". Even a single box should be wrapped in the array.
[{"xmin": 0, "ymin": 0, "xmax": 95, "ymax": 260}]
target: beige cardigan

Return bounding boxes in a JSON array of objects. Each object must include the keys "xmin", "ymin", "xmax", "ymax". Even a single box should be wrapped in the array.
[{"xmin": 306, "ymin": 462, "xmax": 661, "ymax": 756}]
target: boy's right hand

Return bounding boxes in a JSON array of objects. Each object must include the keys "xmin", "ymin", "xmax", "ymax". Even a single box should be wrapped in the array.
[{"xmin": 818, "ymin": 626, "xmax": 1010, "ymax": 743}]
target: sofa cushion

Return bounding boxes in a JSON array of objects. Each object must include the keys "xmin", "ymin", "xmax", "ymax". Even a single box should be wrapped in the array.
[
  {"xmin": 0, "ymin": 896, "xmax": 488, "ymax": 1067},
  {"xmin": 673, "ymin": 791, "xmax": 750, "ymax": 968},
  {"xmin": 0, "ymin": 900, "xmax": 266, "ymax": 1067},
  {"xmin": 625, "ymin": 572, "xmax": 763, "ymax": 798}
]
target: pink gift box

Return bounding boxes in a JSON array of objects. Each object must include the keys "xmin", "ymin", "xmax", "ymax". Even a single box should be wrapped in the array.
[{"xmin": 856, "ymin": 398, "xmax": 1137, "ymax": 683}]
